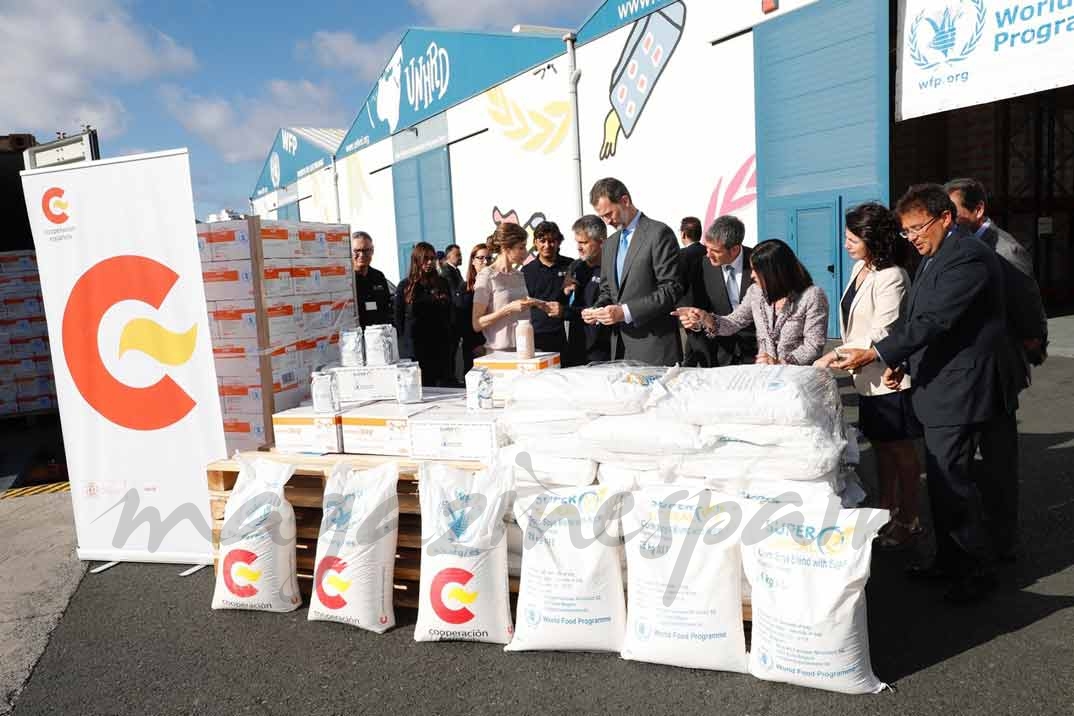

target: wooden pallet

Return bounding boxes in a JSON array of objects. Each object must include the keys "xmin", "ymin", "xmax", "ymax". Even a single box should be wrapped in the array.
[{"xmin": 207, "ymin": 451, "xmax": 750, "ymax": 621}]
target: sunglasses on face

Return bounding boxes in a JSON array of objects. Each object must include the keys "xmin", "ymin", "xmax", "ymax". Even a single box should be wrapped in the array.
[{"xmin": 474, "ymin": 254, "xmax": 491, "ymax": 263}]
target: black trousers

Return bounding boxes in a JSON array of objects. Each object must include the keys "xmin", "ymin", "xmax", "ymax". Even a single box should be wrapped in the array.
[
  {"xmin": 534, "ymin": 330, "xmax": 567, "ymax": 356},
  {"xmin": 976, "ymin": 410, "xmax": 1020, "ymax": 555},
  {"xmin": 923, "ymin": 419, "xmax": 996, "ymax": 575}
]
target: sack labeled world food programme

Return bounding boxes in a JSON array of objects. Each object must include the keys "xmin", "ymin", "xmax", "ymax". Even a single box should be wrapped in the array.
[
  {"xmin": 506, "ymin": 484, "xmax": 627, "ymax": 653},
  {"xmin": 620, "ymin": 488, "xmax": 748, "ymax": 672},
  {"xmin": 742, "ymin": 505, "xmax": 890, "ymax": 694}
]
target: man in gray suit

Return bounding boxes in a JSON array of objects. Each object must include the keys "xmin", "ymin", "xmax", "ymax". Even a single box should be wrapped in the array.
[
  {"xmin": 946, "ymin": 178, "xmax": 1048, "ymax": 562},
  {"xmin": 583, "ymin": 178, "xmax": 683, "ymax": 366}
]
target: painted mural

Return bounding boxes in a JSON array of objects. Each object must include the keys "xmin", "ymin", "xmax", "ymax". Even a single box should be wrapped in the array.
[
  {"xmin": 705, "ymin": 154, "xmax": 758, "ymax": 228},
  {"xmin": 599, "ymin": 1, "xmax": 686, "ymax": 160},
  {"xmin": 485, "ymin": 83, "xmax": 571, "ymax": 155}
]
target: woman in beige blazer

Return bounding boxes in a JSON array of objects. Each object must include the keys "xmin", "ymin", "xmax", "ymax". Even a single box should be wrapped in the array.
[{"xmin": 815, "ymin": 203, "xmax": 923, "ymax": 547}]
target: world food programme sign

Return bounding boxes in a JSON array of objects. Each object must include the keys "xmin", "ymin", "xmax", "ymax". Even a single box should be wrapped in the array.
[{"xmin": 897, "ymin": 0, "xmax": 1074, "ymax": 120}]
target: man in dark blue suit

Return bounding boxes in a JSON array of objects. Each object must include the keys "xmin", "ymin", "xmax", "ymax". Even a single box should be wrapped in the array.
[{"xmin": 834, "ymin": 184, "xmax": 1019, "ymax": 604}]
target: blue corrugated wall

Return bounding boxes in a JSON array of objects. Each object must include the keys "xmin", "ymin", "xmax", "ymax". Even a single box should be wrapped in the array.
[{"xmin": 754, "ymin": 0, "xmax": 890, "ymax": 336}]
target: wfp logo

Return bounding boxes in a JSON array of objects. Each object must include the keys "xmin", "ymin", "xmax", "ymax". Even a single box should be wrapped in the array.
[
  {"xmin": 270, "ymin": 152, "xmax": 281, "ymax": 189},
  {"xmin": 909, "ymin": 0, "xmax": 987, "ymax": 69}
]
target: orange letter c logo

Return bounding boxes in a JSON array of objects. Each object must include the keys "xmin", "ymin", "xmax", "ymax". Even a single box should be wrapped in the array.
[{"xmin": 63, "ymin": 255, "xmax": 197, "ymax": 431}]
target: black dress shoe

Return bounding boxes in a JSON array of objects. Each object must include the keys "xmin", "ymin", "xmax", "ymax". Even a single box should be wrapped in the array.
[
  {"xmin": 943, "ymin": 574, "xmax": 998, "ymax": 605},
  {"xmin": 905, "ymin": 563, "xmax": 952, "ymax": 581}
]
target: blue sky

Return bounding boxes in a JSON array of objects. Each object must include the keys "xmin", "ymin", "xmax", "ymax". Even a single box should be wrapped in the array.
[{"xmin": 1, "ymin": 0, "xmax": 594, "ymax": 219}]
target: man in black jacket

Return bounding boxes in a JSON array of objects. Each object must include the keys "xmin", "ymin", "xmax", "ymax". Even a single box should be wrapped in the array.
[
  {"xmin": 565, "ymin": 215, "xmax": 611, "ymax": 366},
  {"xmin": 521, "ymin": 222, "xmax": 570, "ymax": 354},
  {"xmin": 681, "ymin": 215, "xmax": 756, "ymax": 367},
  {"xmin": 834, "ymin": 184, "xmax": 1019, "ymax": 604},
  {"xmin": 351, "ymin": 231, "xmax": 392, "ymax": 327}
]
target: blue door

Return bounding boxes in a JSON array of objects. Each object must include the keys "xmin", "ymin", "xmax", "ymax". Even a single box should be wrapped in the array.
[
  {"xmin": 392, "ymin": 146, "xmax": 456, "ymax": 280},
  {"xmin": 754, "ymin": 0, "xmax": 889, "ymax": 335}
]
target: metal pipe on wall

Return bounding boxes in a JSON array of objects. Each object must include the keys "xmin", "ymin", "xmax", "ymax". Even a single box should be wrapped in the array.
[{"xmin": 565, "ymin": 32, "xmax": 584, "ymax": 219}]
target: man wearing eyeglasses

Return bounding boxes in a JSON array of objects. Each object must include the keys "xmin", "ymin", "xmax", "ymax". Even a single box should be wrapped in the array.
[
  {"xmin": 351, "ymin": 231, "xmax": 392, "ymax": 327},
  {"xmin": 833, "ymin": 184, "xmax": 1018, "ymax": 605}
]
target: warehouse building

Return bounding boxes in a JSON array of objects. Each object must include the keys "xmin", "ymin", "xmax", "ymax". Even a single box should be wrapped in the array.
[{"xmin": 250, "ymin": 0, "xmax": 1074, "ymax": 332}]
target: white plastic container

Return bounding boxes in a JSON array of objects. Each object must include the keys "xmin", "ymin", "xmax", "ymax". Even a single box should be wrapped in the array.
[{"xmin": 515, "ymin": 319, "xmax": 534, "ymax": 359}]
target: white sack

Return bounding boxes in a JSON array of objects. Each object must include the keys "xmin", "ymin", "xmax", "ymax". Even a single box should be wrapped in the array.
[
  {"xmin": 742, "ymin": 505, "xmax": 890, "ymax": 694},
  {"xmin": 212, "ymin": 457, "xmax": 301, "ymax": 612},
  {"xmin": 415, "ymin": 463, "xmax": 514, "ymax": 644},
  {"xmin": 506, "ymin": 485, "xmax": 627, "ymax": 652},
  {"xmin": 509, "ymin": 363, "xmax": 669, "ymax": 415},
  {"xmin": 620, "ymin": 489, "xmax": 748, "ymax": 672},
  {"xmin": 497, "ymin": 405, "xmax": 594, "ymax": 441},
  {"xmin": 580, "ymin": 414, "xmax": 703, "ymax": 455},
  {"xmin": 648, "ymin": 365, "xmax": 841, "ymax": 430},
  {"xmin": 308, "ymin": 462, "xmax": 399, "ymax": 632},
  {"xmin": 498, "ymin": 445, "xmax": 597, "ymax": 487}
]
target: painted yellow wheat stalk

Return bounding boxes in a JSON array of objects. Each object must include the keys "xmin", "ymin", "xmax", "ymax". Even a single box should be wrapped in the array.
[{"xmin": 486, "ymin": 88, "xmax": 571, "ymax": 155}]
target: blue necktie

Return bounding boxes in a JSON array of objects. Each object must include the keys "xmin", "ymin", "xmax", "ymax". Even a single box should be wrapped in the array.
[{"xmin": 616, "ymin": 230, "xmax": 630, "ymax": 287}]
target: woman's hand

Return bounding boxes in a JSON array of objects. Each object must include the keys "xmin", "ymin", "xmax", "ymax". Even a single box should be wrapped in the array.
[
  {"xmin": 755, "ymin": 352, "xmax": 778, "ymax": 365},
  {"xmin": 505, "ymin": 298, "xmax": 532, "ymax": 315},
  {"xmin": 813, "ymin": 351, "xmax": 838, "ymax": 369},
  {"xmin": 671, "ymin": 307, "xmax": 705, "ymax": 332}
]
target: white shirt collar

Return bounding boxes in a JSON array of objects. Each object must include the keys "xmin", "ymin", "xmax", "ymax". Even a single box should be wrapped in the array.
[{"xmin": 727, "ymin": 246, "xmax": 745, "ymax": 275}]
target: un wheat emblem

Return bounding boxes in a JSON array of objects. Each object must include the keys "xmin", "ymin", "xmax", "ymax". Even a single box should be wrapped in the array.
[
  {"xmin": 486, "ymin": 88, "xmax": 571, "ymax": 154},
  {"xmin": 909, "ymin": 0, "xmax": 985, "ymax": 70}
]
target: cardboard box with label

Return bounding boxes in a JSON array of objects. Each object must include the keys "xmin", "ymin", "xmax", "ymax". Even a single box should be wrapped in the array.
[
  {"xmin": 2, "ymin": 294, "xmax": 44, "ymax": 320},
  {"xmin": 331, "ymin": 363, "xmax": 409, "ymax": 403},
  {"xmin": 223, "ymin": 413, "xmax": 268, "ymax": 453},
  {"xmin": 260, "ymin": 224, "xmax": 299, "ymax": 259},
  {"xmin": 16, "ymin": 376, "xmax": 55, "ymax": 399},
  {"xmin": 472, "ymin": 351, "xmax": 561, "ymax": 406},
  {"xmin": 205, "ymin": 222, "xmax": 252, "ymax": 262},
  {"xmin": 213, "ymin": 340, "xmax": 299, "ymax": 378},
  {"xmin": 0, "ymin": 250, "xmax": 37, "ymax": 275},
  {"xmin": 272, "ymin": 406, "xmax": 344, "ymax": 454},
  {"xmin": 10, "ymin": 335, "xmax": 48, "ymax": 360},
  {"xmin": 407, "ymin": 405, "xmax": 506, "ymax": 461},
  {"xmin": 202, "ymin": 260, "xmax": 254, "ymax": 301},
  {"xmin": 324, "ymin": 226, "xmax": 352, "ymax": 258},
  {"xmin": 262, "ymin": 259, "xmax": 295, "ymax": 299},
  {"xmin": 341, "ymin": 402, "xmax": 434, "ymax": 455}
]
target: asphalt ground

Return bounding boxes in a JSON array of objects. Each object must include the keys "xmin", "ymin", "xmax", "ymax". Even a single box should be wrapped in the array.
[{"xmin": 10, "ymin": 358, "xmax": 1074, "ymax": 716}]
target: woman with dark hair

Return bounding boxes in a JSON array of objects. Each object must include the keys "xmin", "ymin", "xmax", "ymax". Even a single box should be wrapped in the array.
[
  {"xmin": 453, "ymin": 242, "xmax": 491, "ymax": 376},
  {"xmin": 815, "ymin": 202, "xmax": 922, "ymax": 547},
  {"xmin": 674, "ymin": 239, "xmax": 829, "ymax": 365},
  {"xmin": 394, "ymin": 242, "xmax": 454, "ymax": 386}
]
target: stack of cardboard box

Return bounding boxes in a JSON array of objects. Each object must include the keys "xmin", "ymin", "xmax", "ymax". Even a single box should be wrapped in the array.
[
  {"xmin": 0, "ymin": 251, "xmax": 56, "ymax": 415},
  {"xmin": 198, "ymin": 218, "xmax": 353, "ymax": 453}
]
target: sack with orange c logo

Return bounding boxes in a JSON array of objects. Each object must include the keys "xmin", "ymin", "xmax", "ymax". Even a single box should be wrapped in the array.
[{"xmin": 211, "ymin": 457, "xmax": 301, "ymax": 612}]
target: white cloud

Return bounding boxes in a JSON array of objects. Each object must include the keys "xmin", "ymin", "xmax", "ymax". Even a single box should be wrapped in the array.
[
  {"xmin": 407, "ymin": 0, "xmax": 582, "ymax": 30},
  {"xmin": 0, "ymin": 0, "xmax": 196, "ymax": 137},
  {"xmin": 160, "ymin": 80, "xmax": 349, "ymax": 164},
  {"xmin": 308, "ymin": 31, "xmax": 401, "ymax": 81}
]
